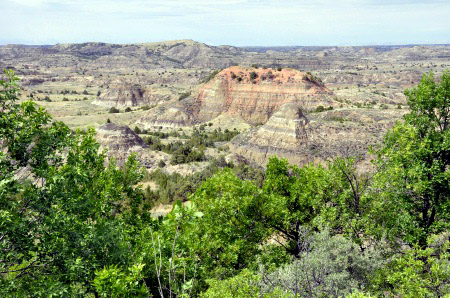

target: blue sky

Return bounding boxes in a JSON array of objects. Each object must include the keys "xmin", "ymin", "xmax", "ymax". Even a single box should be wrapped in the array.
[{"xmin": 1, "ymin": 0, "xmax": 449, "ymax": 46}]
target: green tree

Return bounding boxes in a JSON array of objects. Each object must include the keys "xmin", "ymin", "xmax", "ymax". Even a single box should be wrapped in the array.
[
  {"xmin": 370, "ymin": 233, "xmax": 449, "ymax": 297},
  {"xmin": 373, "ymin": 71, "xmax": 450, "ymax": 247},
  {"xmin": 188, "ymin": 169, "xmax": 269, "ymax": 280},
  {"xmin": 256, "ymin": 157, "xmax": 336, "ymax": 257},
  {"xmin": 0, "ymin": 70, "xmax": 149, "ymax": 296}
]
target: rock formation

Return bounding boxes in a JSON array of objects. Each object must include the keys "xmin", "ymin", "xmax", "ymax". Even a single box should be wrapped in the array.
[
  {"xmin": 230, "ymin": 102, "xmax": 405, "ymax": 167},
  {"xmin": 92, "ymin": 80, "xmax": 171, "ymax": 108},
  {"xmin": 96, "ymin": 123, "xmax": 169, "ymax": 168},
  {"xmin": 191, "ymin": 66, "xmax": 334, "ymax": 124},
  {"xmin": 136, "ymin": 66, "xmax": 336, "ymax": 128},
  {"xmin": 93, "ymin": 82, "xmax": 146, "ymax": 107}
]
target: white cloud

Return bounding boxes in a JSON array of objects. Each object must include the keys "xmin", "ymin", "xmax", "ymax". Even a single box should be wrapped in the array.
[{"xmin": 1, "ymin": 0, "xmax": 449, "ymax": 45}]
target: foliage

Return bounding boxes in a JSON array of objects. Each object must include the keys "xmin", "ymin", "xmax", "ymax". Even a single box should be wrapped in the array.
[
  {"xmin": 249, "ymin": 71, "xmax": 258, "ymax": 80},
  {"xmin": 142, "ymin": 127, "xmax": 239, "ymax": 165},
  {"xmin": 93, "ymin": 264, "xmax": 147, "ymax": 297},
  {"xmin": 179, "ymin": 91, "xmax": 191, "ymax": 101},
  {"xmin": 373, "ymin": 71, "xmax": 450, "ymax": 247},
  {"xmin": 109, "ymin": 106, "xmax": 120, "ymax": 113},
  {"xmin": 188, "ymin": 169, "xmax": 270, "ymax": 280},
  {"xmin": 201, "ymin": 269, "xmax": 289, "ymax": 298},
  {"xmin": 370, "ymin": 233, "xmax": 449, "ymax": 297},
  {"xmin": 259, "ymin": 230, "xmax": 385, "ymax": 297},
  {"xmin": 143, "ymin": 158, "xmax": 264, "ymax": 205},
  {"xmin": 0, "ymin": 70, "xmax": 148, "ymax": 296},
  {"xmin": 1, "ymin": 69, "xmax": 449, "ymax": 297},
  {"xmin": 202, "ymin": 70, "xmax": 221, "ymax": 83},
  {"xmin": 313, "ymin": 105, "xmax": 333, "ymax": 113},
  {"xmin": 255, "ymin": 157, "xmax": 373, "ymax": 256}
]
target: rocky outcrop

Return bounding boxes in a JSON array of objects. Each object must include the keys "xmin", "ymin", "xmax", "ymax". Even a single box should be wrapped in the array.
[
  {"xmin": 230, "ymin": 102, "xmax": 405, "ymax": 167},
  {"xmin": 96, "ymin": 123, "xmax": 170, "ymax": 169},
  {"xmin": 97, "ymin": 122, "xmax": 147, "ymax": 152},
  {"xmin": 135, "ymin": 101, "xmax": 193, "ymax": 129},
  {"xmin": 93, "ymin": 81, "xmax": 145, "ymax": 107},
  {"xmin": 191, "ymin": 66, "xmax": 334, "ymax": 125},
  {"xmin": 92, "ymin": 80, "xmax": 170, "ymax": 108},
  {"xmin": 136, "ymin": 66, "xmax": 336, "ymax": 128}
]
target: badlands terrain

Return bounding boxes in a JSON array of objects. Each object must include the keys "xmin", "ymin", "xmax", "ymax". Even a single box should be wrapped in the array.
[{"xmin": 1, "ymin": 40, "xmax": 449, "ymax": 183}]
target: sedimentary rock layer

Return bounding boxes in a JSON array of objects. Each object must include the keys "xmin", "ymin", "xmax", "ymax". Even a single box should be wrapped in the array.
[
  {"xmin": 136, "ymin": 66, "xmax": 336, "ymax": 128},
  {"xmin": 230, "ymin": 102, "xmax": 405, "ymax": 167}
]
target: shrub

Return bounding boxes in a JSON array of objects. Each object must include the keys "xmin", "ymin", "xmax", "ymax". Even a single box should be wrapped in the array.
[
  {"xmin": 202, "ymin": 70, "xmax": 221, "ymax": 83},
  {"xmin": 125, "ymin": 107, "xmax": 132, "ymax": 112},
  {"xmin": 249, "ymin": 71, "xmax": 258, "ymax": 80},
  {"xmin": 259, "ymin": 230, "xmax": 386, "ymax": 297},
  {"xmin": 141, "ymin": 105, "xmax": 154, "ymax": 111},
  {"xmin": 178, "ymin": 91, "xmax": 191, "ymax": 101},
  {"xmin": 315, "ymin": 105, "xmax": 325, "ymax": 112},
  {"xmin": 133, "ymin": 126, "xmax": 141, "ymax": 134},
  {"xmin": 109, "ymin": 107, "xmax": 120, "ymax": 113}
]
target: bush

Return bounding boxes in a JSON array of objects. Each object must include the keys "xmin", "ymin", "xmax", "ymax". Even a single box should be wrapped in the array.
[
  {"xmin": 259, "ymin": 230, "xmax": 386, "ymax": 297},
  {"xmin": 125, "ymin": 107, "xmax": 132, "ymax": 112},
  {"xmin": 109, "ymin": 107, "xmax": 120, "ymax": 113},
  {"xmin": 314, "ymin": 106, "xmax": 333, "ymax": 113},
  {"xmin": 178, "ymin": 91, "xmax": 191, "ymax": 101},
  {"xmin": 202, "ymin": 70, "xmax": 221, "ymax": 83},
  {"xmin": 201, "ymin": 270, "xmax": 287, "ymax": 298},
  {"xmin": 315, "ymin": 105, "xmax": 325, "ymax": 112},
  {"xmin": 141, "ymin": 105, "xmax": 154, "ymax": 111},
  {"xmin": 250, "ymin": 71, "xmax": 258, "ymax": 80},
  {"xmin": 62, "ymin": 97, "xmax": 69, "ymax": 102}
]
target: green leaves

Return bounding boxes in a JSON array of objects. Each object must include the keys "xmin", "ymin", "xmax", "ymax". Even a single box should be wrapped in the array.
[
  {"xmin": 188, "ymin": 169, "xmax": 268, "ymax": 279},
  {"xmin": 0, "ymin": 70, "xmax": 149, "ymax": 295},
  {"xmin": 374, "ymin": 71, "xmax": 450, "ymax": 247},
  {"xmin": 93, "ymin": 264, "xmax": 148, "ymax": 297},
  {"xmin": 370, "ymin": 234, "xmax": 449, "ymax": 297}
]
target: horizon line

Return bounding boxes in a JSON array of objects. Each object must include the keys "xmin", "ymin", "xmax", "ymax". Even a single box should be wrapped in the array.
[{"xmin": 1, "ymin": 39, "xmax": 450, "ymax": 48}]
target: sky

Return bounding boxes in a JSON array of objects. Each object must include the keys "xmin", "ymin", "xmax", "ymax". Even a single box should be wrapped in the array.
[{"xmin": 1, "ymin": 0, "xmax": 449, "ymax": 46}]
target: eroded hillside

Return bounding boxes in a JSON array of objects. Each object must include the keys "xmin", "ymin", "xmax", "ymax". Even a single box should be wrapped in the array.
[{"xmin": 2, "ymin": 40, "xmax": 449, "ymax": 169}]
